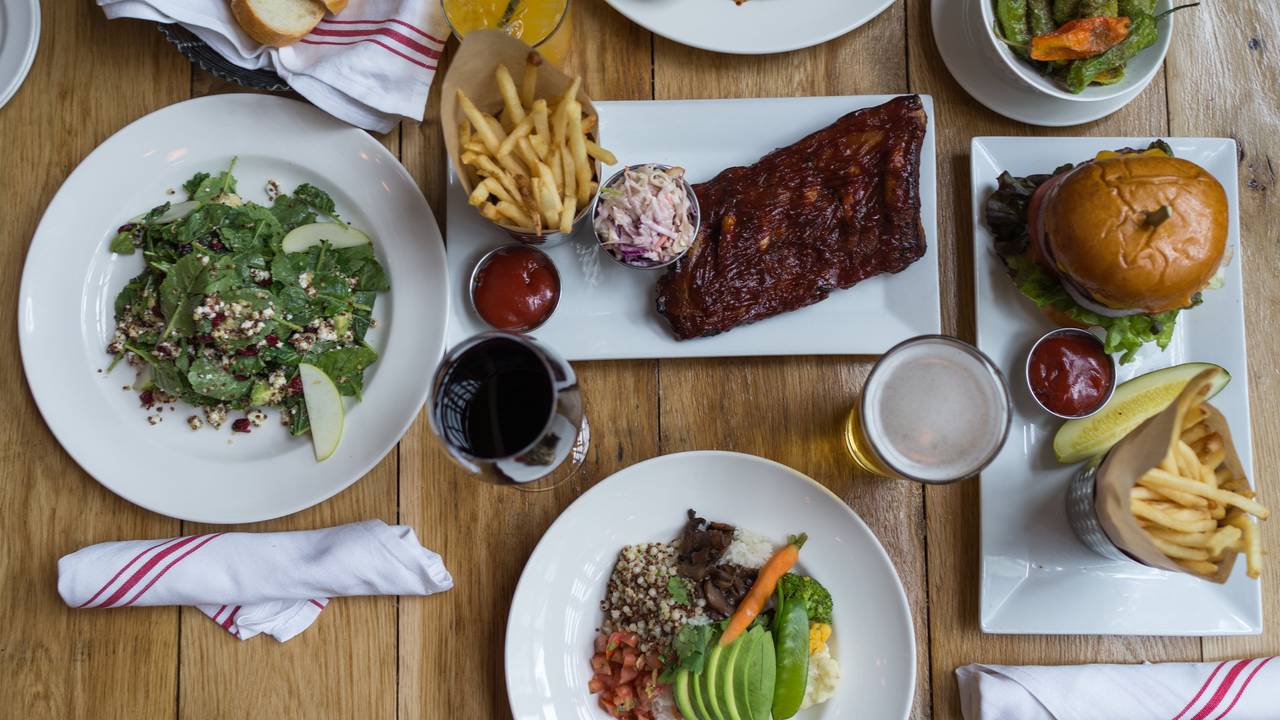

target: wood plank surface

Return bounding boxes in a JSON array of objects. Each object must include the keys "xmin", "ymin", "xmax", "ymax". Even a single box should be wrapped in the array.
[
  {"xmin": 2, "ymin": 1, "xmax": 1278, "ymax": 719},
  {"xmin": 0, "ymin": 3, "xmax": 188, "ymax": 719}
]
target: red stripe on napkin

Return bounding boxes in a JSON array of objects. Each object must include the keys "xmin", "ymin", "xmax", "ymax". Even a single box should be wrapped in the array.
[
  {"xmin": 221, "ymin": 606, "xmax": 241, "ymax": 630},
  {"xmin": 1213, "ymin": 657, "xmax": 1275, "ymax": 719},
  {"xmin": 309, "ymin": 27, "xmax": 442, "ymax": 60},
  {"xmin": 89, "ymin": 535, "xmax": 206, "ymax": 609},
  {"xmin": 318, "ymin": 17, "xmax": 446, "ymax": 44},
  {"xmin": 210, "ymin": 604, "xmax": 227, "ymax": 623},
  {"xmin": 309, "ymin": 599, "xmax": 326, "ymax": 610},
  {"xmin": 298, "ymin": 39, "xmax": 437, "ymax": 71},
  {"xmin": 1189, "ymin": 659, "xmax": 1254, "ymax": 720},
  {"xmin": 1172, "ymin": 661, "xmax": 1229, "ymax": 720},
  {"xmin": 77, "ymin": 536, "xmax": 184, "ymax": 608},
  {"xmin": 119, "ymin": 533, "xmax": 226, "ymax": 607}
]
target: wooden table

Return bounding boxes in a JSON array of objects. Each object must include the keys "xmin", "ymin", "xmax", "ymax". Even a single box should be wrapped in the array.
[{"xmin": 2, "ymin": 2, "xmax": 1278, "ymax": 718}]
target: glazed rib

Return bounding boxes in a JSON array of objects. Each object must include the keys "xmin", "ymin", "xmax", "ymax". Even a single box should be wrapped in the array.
[{"xmin": 655, "ymin": 95, "xmax": 928, "ymax": 340}]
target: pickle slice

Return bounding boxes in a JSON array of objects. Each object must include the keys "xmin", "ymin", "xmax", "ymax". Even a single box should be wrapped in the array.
[{"xmin": 1053, "ymin": 362, "xmax": 1230, "ymax": 464}]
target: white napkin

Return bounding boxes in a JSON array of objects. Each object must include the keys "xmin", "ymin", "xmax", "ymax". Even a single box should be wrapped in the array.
[
  {"xmin": 957, "ymin": 659, "xmax": 1279, "ymax": 720},
  {"xmin": 97, "ymin": 0, "xmax": 447, "ymax": 133},
  {"xmin": 58, "ymin": 520, "xmax": 453, "ymax": 642}
]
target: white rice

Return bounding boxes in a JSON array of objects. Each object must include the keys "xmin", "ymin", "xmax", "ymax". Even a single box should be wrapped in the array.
[
  {"xmin": 651, "ymin": 689, "xmax": 679, "ymax": 720},
  {"xmin": 718, "ymin": 528, "xmax": 778, "ymax": 569}
]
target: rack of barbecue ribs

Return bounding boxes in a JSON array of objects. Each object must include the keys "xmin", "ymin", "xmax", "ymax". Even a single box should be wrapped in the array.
[{"xmin": 656, "ymin": 94, "xmax": 928, "ymax": 340}]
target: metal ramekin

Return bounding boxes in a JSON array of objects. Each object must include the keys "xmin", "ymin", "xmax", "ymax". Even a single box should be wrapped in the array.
[
  {"xmin": 1025, "ymin": 328, "xmax": 1117, "ymax": 420},
  {"xmin": 468, "ymin": 243, "xmax": 561, "ymax": 333},
  {"xmin": 589, "ymin": 163, "xmax": 701, "ymax": 270}
]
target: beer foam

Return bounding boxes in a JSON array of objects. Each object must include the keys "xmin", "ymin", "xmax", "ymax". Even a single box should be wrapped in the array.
[{"xmin": 865, "ymin": 338, "xmax": 1009, "ymax": 483}]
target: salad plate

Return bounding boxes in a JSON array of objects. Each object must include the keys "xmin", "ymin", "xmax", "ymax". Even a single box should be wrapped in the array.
[
  {"xmin": 0, "ymin": 0, "xmax": 39, "ymax": 110},
  {"xmin": 18, "ymin": 94, "xmax": 448, "ymax": 524},
  {"xmin": 602, "ymin": 0, "xmax": 893, "ymax": 56},
  {"xmin": 505, "ymin": 450, "xmax": 916, "ymax": 720},
  {"xmin": 446, "ymin": 94, "xmax": 940, "ymax": 361},
  {"xmin": 971, "ymin": 136, "xmax": 1260, "ymax": 634}
]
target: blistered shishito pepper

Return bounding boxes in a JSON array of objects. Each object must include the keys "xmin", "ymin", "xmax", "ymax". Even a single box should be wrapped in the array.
[
  {"xmin": 1092, "ymin": 66, "xmax": 1127, "ymax": 84},
  {"xmin": 1066, "ymin": 11, "xmax": 1155, "ymax": 91},
  {"xmin": 1118, "ymin": 0, "xmax": 1156, "ymax": 15},
  {"xmin": 1053, "ymin": 0, "xmax": 1082, "ymax": 24},
  {"xmin": 1080, "ymin": 0, "xmax": 1120, "ymax": 16},
  {"xmin": 1031, "ymin": 16, "xmax": 1131, "ymax": 60},
  {"xmin": 1029, "ymin": 0, "xmax": 1056, "ymax": 37},
  {"xmin": 997, "ymin": 0, "xmax": 1032, "ymax": 57}
]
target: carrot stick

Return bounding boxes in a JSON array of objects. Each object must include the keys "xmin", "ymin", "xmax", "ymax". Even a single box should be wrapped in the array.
[{"xmin": 719, "ymin": 533, "xmax": 807, "ymax": 647}]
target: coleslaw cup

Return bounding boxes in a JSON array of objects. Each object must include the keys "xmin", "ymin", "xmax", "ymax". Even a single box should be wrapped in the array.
[{"xmin": 590, "ymin": 163, "xmax": 701, "ymax": 270}]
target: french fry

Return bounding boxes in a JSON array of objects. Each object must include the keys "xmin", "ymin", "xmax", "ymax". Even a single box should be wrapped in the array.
[
  {"xmin": 1176, "ymin": 559, "xmax": 1220, "ymax": 576},
  {"xmin": 515, "ymin": 176, "xmax": 542, "ymax": 234},
  {"xmin": 530, "ymin": 134, "xmax": 549, "ymax": 160},
  {"xmin": 519, "ymin": 52, "xmax": 541, "ymax": 110},
  {"xmin": 495, "ymin": 200, "xmax": 535, "ymax": 230},
  {"xmin": 562, "ymin": 143, "xmax": 577, "ymax": 201},
  {"xmin": 463, "ymin": 141, "xmax": 490, "ymax": 155},
  {"xmin": 516, "ymin": 137, "xmax": 542, "ymax": 173},
  {"xmin": 1142, "ymin": 468, "xmax": 1271, "ymax": 519},
  {"xmin": 497, "ymin": 114, "xmax": 535, "ymax": 157},
  {"xmin": 1132, "ymin": 499, "xmax": 1218, "ymax": 533},
  {"xmin": 567, "ymin": 101, "xmax": 592, "ymax": 206},
  {"xmin": 1206, "ymin": 525, "xmax": 1243, "ymax": 558},
  {"xmin": 1131, "ymin": 486, "xmax": 1163, "ymax": 502},
  {"xmin": 558, "ymin": 196, "xmax": 576, "ymax": 234},
  {"xmin": 459, "ymin": 119, "xmax": 472, "ymax": 148},
  {"xmin": 479, "ymin": 203, "xmax": 502, "ymax": 222},
  {"xmin": 548, "ymin": 149, "xmax": 563, "ymax": 189},
  {"xmin": 585, "ymin": 138, "xmax": 618, "ymax": 165},
  {"xmin": 1181, "ymin": 405, "xmax": 1208, "ymax": 430},
  {"xmin": 535, "ymin": 162, "xmax": 562, "ymax": 211},
  {"xmin": 1227, "ymin": 515, "xmax": 1262, "ymax": 579},
  {"xmin": 457, "ymin": 90, "xmax": 502, "ymax": 155},
  {"xmin": 1200, "ymin": 448, "xmax": 1226, "ymax": 473},
  {"xmin": 582, "ymin": 114, "xmax": 597, "ymax": 134},
  {"xmin": 468, "ymin": 181, "xmax": 492, "ymax": 207},
  {"xmin": 495, "ymin": 64, "xmax": 526, "ymax": 126},
  {"xmin": 1149, "ymin": 535, "xmax": 1212, "ymax": 561},
  {"xmin": 1181, "ymin": 422, "xmax": 1211, "ymax": 446},
  {"xmin": 1174, "ymin": 441, "xmax": 1201, "ymax": 478},
  {"xmin": 1145, "ymin": 527, "xmax": 1215, "ymax": 547}
]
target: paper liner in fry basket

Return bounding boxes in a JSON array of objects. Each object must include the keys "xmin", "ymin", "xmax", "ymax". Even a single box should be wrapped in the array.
[
  {"xmin": 1094, "ymin": 369, "xmax": 1252, "ymax": 583},
  {"xmin": 441, "ymin": 29, "xmax": 602, "ymax": 244}
]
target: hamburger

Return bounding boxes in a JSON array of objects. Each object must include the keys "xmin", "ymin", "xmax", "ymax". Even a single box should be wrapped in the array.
[{"xmin": 986, "ymin": 144, "xmax": 1229, "ymax": 362}]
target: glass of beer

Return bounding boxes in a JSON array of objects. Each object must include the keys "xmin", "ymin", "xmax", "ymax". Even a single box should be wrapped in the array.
[
  {"xmin": 429, "ymin": 332, "xmax": 588, "ymax": 492},
  {"xmin": 441, "ymin": 0, "xmax": 573, "ymax": 62},
  {"xmin": 845, "ymin": 335, "xmax": 1011, "ymax": 483}
]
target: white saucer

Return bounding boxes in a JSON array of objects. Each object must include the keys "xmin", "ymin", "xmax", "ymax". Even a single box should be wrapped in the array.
[
  {"xmin": 0, "ymin": 0, "xmax": 39, "ymax": 110},
  {"xmin": 932, "ymin": 0, "xmax": 1145, "ymax": 127}
]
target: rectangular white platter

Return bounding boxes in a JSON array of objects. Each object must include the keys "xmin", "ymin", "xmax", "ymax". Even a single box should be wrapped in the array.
[
  {"xmin": 445, "ymin": 95, "xmax": 940, "ymax": 360},
  {"xmin": 972, "ymin": 137, "xmax": 1259, "ymax": 635}
]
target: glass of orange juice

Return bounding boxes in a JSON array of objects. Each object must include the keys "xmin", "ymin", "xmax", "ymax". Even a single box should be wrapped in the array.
[{"xmin": 441, "ymin": 0, "xmax": 572, "ymax": 61}]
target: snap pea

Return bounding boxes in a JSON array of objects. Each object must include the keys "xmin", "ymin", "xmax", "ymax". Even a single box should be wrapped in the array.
[
  {"xmin": 1029, "ymin": 0, "xmax": 1055, "ymax": 37},
  {"xmin": 1080, "ymin": 0, "xmax": 1119, "ymax": 16},
  {"xmin": 996, "ymin": 0, "xmax": 1031, "ymax": 57},
  {"xmin": 770, "ymin": 600, "xmax": 809, "ymax": 720},
  {"xmin": 1118, "ymin": 0, "xmax": 1156, "ymax": 15},
  {"xmin": 1053, "ymin": 0, "xmax": 1081, "ymax": 24},
  {"xmin": 1066, "ymin": 11, "xmax": 1156, "ymax": 92}
]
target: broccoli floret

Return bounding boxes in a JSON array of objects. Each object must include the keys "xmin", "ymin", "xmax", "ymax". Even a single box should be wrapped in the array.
[{"xmin": 777, "ymin": 573, "xmax": 833, "ymax": 624}]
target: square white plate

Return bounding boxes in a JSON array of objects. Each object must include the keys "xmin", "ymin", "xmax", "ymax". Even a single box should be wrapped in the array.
[
  {"xmin": 446, "ymin": 95, "xmax": 940, "ymax": 360},
  {"xmin": 972, "ymin": 137, "xmax": 1260, "ymax": 635}
]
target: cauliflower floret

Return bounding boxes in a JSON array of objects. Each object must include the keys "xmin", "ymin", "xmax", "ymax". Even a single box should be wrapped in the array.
[{"xmin": 799, "ymin": 643, "xmax": 841, "ymax": 710}]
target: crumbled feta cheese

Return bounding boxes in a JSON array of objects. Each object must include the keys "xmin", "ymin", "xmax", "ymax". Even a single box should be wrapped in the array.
[
  {"xmin": 204, "ymin": 404, "xmax": 228, "ymax": 429},
  {"xmin": 247, "ymin": 409, "xmax": 268, "ymax": 427},
  {"xmin": 187, "ymin": 415, "xmax": 203, "ymax": 431}
]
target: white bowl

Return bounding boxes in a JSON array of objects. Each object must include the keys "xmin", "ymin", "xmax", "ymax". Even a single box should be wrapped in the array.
[{"xmin": 977, "ymin": 0, "xmax": 1173, "ymax": 102}]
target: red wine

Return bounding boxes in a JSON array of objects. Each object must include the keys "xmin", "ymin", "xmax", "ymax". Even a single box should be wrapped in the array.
[{"xmin": 434, "ymin": 336, "xmax": 555, "ymax": 459}]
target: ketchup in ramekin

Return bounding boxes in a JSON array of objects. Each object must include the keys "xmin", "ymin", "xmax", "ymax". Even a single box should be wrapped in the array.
[
  {"xmin": 1026, "ymin": 328, "xmax": 1116, "ymax": 418},
  {"xmin": 470, "ymin": 245, "xmax": 561, "ymax": 333}
]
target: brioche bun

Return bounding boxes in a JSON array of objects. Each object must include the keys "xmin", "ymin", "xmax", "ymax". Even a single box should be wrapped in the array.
[{"xmin": 1043, "ymin": 155, "xmax": 1228, "ymax": 314}]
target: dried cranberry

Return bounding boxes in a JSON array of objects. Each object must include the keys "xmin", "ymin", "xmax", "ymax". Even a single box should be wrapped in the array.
[
  {"xmin": 117, "ymin": 223, "xmax": 136, "ymax": 233},
  {"xmin": 288, "ymin": 375, "xmax": 303, "ymax": 393},
  {"xmin": 265, "ymin": 334, "xmax": 279, "ymax": 347},
  {"xmin": 231, "ymin": 418, "xmax": 251, "ymax": 433},
  {"xmin": 178, "ymin": 244, "xmax": 193, "ymax": 256},
  {"xmin": 233, "ymin": 374, "xmax": 250, "ymax": 381},
  {"xmin": 211, "ymin": 313, "xmax": 225, "ymax": 328},
  {"xmin": 208, "ymin": 238, "xmax": 227, "ymax": 252},
  {"xmin": 256, "ymin": 278, "xmax": 272, "ymax": 288},
  {"xmin": 139, "ymin": 390, "xmax": 154, "ymax": 408},
  {"xmin": 237, "ymin": 346, "xmax": 259, "ymax": 356},
  {"xmin": 195, "ymin": 334, "xmax": 214, "ymax": 344}
]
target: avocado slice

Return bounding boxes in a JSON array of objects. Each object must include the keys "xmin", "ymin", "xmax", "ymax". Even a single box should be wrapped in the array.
[
  {"xmin": 745, "ymin": 630, "xmax": 777, "ymax": 720},
  {"xmin": 674, "ymin": 669, "xmax": 701, "ymax": 720},
  {"xmin": 691, "ymin": 663, "xmax": 713, "ymax": 720},
  {"xmin": 728, "ymin": 629, "xmax": 763, "ymax": 720},
  {"xmin": 702, "ymin": 644, "xmax": 727, "ymax": 720},
  {"xmin": 719, "ymin": 633, "xmax": 752, "ymax": 720}
]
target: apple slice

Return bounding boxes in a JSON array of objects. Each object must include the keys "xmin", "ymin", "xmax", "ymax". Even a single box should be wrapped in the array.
[
  {"xmin": 132, "ymin": 199, "xmax": 201, "ymax": 225},
  {"xmin": 299, "ymin": 363, "xmax": 344, "ymax": 461},
  {"xmin": 281, "ymin": 222, "xmax": 370, "ymax": 254}
]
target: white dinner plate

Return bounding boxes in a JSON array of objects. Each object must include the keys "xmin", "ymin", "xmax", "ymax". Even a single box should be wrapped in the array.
[
  {"xmin": 972, "ymin": 137, "xmax": 1259, "ymax": 635},
  {"xmin": 0, "ymin": 0, "xmax": 39, "ymax": 110},
  {"xmin": 603, "ymin": 0, "xmax": 893, "ymax": 55},
  {"xmin": 933, "ymin": 0, "xmax": 1148, "ymax": 127},
  {"xmin": 447, "ymin": 95, "xmax": 940, "ymax": 360},
  {"xmin": 18, "ymin": 94, "xmax": 449, "ymax": 524},
  {"xmin": 506, "ymin": 451, "xmax": 916, "ymax": 719}
]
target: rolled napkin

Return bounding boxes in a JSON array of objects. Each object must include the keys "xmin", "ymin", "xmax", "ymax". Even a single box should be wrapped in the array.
[
  {"xmin": 97, "ymin": 0, "xmax": 447, "ymax": 133},
  {"xmin": 957, "ymin": 659, "xmax": 1278, "ymax": 720},
  {"xmin": 58, "ymin": 520, "xmax": 453, "ymax": 642}
]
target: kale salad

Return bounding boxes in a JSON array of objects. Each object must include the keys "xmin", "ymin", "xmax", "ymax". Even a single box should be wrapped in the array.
[{"xmin": 106, "ymin": 160, "xmax": 388, "ymax": 448}]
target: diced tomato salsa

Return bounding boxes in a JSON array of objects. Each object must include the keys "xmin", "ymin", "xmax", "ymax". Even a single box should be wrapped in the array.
[{"xmin": 588, "ymin": 631, "xmax": 673, "ymax": 720}]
